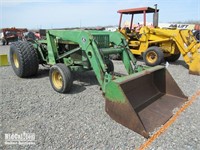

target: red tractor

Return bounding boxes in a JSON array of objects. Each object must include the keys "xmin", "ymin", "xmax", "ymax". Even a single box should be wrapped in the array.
[{"xmin": 0, "ymin": 27, "xmax": 28, "ymax": 45}]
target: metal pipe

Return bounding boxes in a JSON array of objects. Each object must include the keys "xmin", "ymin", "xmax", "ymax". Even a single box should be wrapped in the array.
[
  {"xmin": 153, "ymin": 4, "xmax": 159, "ymax": 27},
  {"xmin": 119, "ymin": 14, "xmax": 123, "ymax": 29},
  {"xmin": 130, "ymin": 14, "xmax": 134, "ymax": 30},
  {"xmin": 143, "ymin": 11, "xmax": 146, "ymax": 26},
  {"xmin": 57, "ymin": 47, "xmax": 81, "ymax": 60},
  {"xmin": 101, "ymin": 48, "xmax": 123, "ymax": 55}
]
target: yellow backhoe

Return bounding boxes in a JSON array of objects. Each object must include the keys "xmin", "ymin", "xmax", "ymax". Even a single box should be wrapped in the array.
[{"xmin": 118, "ymin": 5, "xmax": 200, "ymax": 75}]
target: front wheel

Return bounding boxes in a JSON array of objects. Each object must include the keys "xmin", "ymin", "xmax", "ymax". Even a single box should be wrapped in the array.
[
  {"xmin": 143, "ymin": 46, "xmax": 164, "ymax": 66},
  {"xmin": 49, "ymin": 64, "xmax": 73, "ymax": 93}
]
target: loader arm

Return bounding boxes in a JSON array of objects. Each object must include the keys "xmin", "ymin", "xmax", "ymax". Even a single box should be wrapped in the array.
[
  {"xmin": 46, "ymin": 30, "xmax": 108, "ymax": 87},
  {"xmin": 44, "ymin": 30, "xmax": 138, "ymax": 92}
]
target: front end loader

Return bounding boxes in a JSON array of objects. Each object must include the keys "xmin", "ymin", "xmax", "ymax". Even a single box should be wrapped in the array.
[
  {"xmin": 118, "ymin": 5, "xmax": 200, "ymax": 75},
  {"xmin": 9, "ymin": 29, "xmax": 187, "ymax": 138}
]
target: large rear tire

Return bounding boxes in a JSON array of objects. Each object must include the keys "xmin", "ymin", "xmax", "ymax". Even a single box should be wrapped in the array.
[
  {"xmin": 10, "ymin": 41, "xmax": 39, "ymax": 77},
  {"xmin": 49, "ymin": 63, "xmax": 73, "ymax": 93},
  {"xmin": 193, "ymin": 30, "xmax": 200, "ymax": 41},
  {"xmin": 165, "ymin": 53, "xmax": 180, "ymax": 62},
  {"xmin": 143, "ymin": 46, "xmax": 164, "ymax": 66}
]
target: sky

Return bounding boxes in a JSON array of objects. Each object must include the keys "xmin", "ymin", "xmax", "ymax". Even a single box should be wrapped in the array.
[{"xmin": 0, "ymin": 0, "xmax": 200, "ymax": 29}]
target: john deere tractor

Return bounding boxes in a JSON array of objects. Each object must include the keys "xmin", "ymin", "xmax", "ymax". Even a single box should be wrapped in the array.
[
  {"xmin": 10, "ymin": 29, "xmax": 187, "ymax": 138},
  {"xmin": 118, "ymin": 5, "xmax": 200, "ymax": 75}
]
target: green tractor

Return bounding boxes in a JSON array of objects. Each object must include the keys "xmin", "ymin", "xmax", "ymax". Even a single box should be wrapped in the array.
[{"xmin": 10, "ymin": 29, "xmax": 187, "ymax": 138}]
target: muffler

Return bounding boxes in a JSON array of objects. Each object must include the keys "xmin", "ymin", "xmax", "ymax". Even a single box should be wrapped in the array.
[{"xmin": 104, "ymin": 66, "xmax": 187, "ymax": 138}]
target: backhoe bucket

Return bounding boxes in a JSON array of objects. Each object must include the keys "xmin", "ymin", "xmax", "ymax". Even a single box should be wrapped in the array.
[
  {"xmin": 189, "ymin": 54, "xmax": 200, "ymax": 75},
  {"xmin": 105, "ymin": 66, "xmax": 187, "ymax": 138}
]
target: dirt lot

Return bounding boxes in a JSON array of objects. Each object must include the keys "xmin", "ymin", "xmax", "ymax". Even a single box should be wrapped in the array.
[{"xmin": 0, "ymin": 45, "xmax": 200, "ymax": 150}]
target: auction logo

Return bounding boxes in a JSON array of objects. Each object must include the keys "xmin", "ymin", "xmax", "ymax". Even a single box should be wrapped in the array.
[{"xmin": 4, "ymin": 132, "xmax": 35, "ymax": 145}]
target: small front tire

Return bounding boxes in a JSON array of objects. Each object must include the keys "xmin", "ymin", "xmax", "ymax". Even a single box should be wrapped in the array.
[{"xmin": 49, "ymin": 64, "xmax": 73, "ymax": 93}]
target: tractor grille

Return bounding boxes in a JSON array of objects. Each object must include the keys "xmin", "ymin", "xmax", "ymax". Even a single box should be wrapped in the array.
[{"xmin": 93, "ymin": 35, "xmax": 109, "ymax": 48}]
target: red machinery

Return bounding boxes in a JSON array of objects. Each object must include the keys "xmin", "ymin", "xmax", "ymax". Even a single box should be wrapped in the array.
[{"xmin": 0, "ymin": 27, "xmax": 28, "ymax": 45}]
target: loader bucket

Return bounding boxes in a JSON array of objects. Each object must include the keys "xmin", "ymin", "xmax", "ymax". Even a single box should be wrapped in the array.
[{"xmin": 105, "ymin": 66, "xmax": 187, "ymax": 138}]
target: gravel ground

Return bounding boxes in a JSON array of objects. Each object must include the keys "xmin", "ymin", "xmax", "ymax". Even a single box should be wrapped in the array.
[{"xmin": 0, "ymin": 45, "xmax": 200, "ymax": 150}]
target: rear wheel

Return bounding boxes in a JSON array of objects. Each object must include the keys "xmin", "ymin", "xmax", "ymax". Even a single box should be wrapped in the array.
[
  {"xmin": 106, "ymin": 59, "xmax": 114, "ymax": 73},
  {"xmin": 143, "ymin": 46, "xmax": 164, "ymax": 66},
  {"xmin": 193, "ymin": 30, "xmax": 200, "ymax": 41},
  {"xmin": 49, "ymin": 63, "xmax": 73, "ymax": 93},
  {"xmin": 165, "ymin": 53, "xmax": 180, "ymax": 62},
  {"xmin": 10, "ymin": 41, "xmax": 39, "ymax": 77}
]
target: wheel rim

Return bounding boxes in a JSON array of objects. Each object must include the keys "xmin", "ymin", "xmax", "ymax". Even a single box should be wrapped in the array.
[
  {"xmin": 52, "ymin": 70, "xmax": 63, "ymax": 90},
  {"xmin": 146, "ymin": 51, "xmax": 158, "ymax": 64},
  {"xmin": 13, "ymin": 53, "xmax": 19, "ymax": 68}
]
